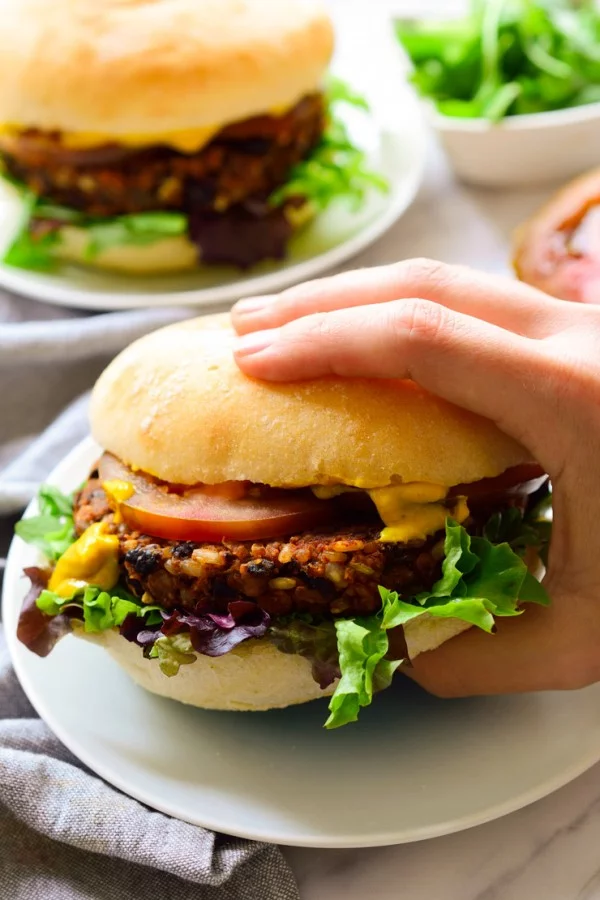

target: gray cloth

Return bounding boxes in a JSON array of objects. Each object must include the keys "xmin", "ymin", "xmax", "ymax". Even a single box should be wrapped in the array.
[
  {"xmin": 0, "ymin": 295, "xmax": 299, "ymax": 900},
  {"xmin": 0, "ymin": 628, "xmax": 299, "ymax": 900}
]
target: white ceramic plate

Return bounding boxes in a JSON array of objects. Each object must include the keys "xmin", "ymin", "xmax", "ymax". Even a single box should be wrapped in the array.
[
  {"xmin": 0, "ymin": 12, "xmax": 425, "ymax": 312},
  {"xmin": 5, "ymin": 438, "xmax": 600, "ymax": 848}
]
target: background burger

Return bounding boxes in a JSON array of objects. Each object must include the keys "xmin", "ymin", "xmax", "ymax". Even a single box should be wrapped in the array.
[
  {"xmin": 0, "ymin": 0, "xmax": 384, "ymax": 274},
  {"xmin": 16, "ymin": 316, "xmax": 551, "ymax": 729}
]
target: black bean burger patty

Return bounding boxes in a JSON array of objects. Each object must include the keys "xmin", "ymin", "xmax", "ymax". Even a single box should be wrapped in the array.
[
  {"xmin": 0, "ymin": 94, "xmax": 325, "ymax": 218},
  {"xmin": 74, "ymin": 478, "xmax": 444, "ymax": 619}
]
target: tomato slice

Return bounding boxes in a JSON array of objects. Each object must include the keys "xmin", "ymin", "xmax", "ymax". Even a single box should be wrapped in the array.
[
  {"xmin": 450, "ymin": 463, "xmax": 547, "ymax": 506},
  {"xmin": 98, "ymin": 453, "xmax": 338, "ymax": 542},
  {"xmin": 98, "ymin": 454, "xmax": 548, "ymax": 543}
]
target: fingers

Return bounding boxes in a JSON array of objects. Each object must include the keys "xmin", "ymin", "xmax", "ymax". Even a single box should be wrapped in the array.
[
  {"xmin": 405, "ymin": 592, "xmax": 600, "ymax": 697},
  {"xmin": 234, "ymin": 299, "xmax": 552, "ymax": 452},
  {"xmin": 232, "ymin": 259, "xmax": 574, "ymax": 339}
]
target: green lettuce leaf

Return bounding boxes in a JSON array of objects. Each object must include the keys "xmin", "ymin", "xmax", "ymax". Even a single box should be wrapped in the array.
[
  {"xmin": 325, "ymin": 617, "xmax": 402, "ymax": 729},
  {"xmin": 36, "ymin": 583, "xmax": 162, "ymax": 633},
  {"xmin": 483, "ymin": 493, "xmax": 552, "ymax": 560},
  {"xmin": 148, "ymin": 634, "xmax": 197, "ymax": 677},
  {"xmin": 15, "ymin": 485, "xmax": 76, "ymax": 562},
  {"xmin": 326, "ymin": 517, "xmax": 550, "ymax": 729},
  {"xmin": 85, "ymin": 212, "xmax": 188, "ymax": 258},
  {"xmin": 381, "ymin": 518, "xmax": 549, "ymax": 634}
]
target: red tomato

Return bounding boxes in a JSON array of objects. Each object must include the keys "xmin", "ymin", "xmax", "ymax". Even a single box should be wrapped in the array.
[
  {"xmin": 98, "ymin": 453, "xmax": 338, "ymax": 542},
  {"xmin": 450, "ymin": 464, "xmax": 547, "ymax": 506}
]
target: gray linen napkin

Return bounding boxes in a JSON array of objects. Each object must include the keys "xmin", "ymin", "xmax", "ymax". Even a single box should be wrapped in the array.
[{"xmin": 0, "ymin": 295, "xmax": 300, "ymax": 900}]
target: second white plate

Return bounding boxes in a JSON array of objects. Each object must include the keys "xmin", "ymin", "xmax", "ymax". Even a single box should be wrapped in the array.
[{"xmin": 0, "ymin": 11, "xmax": 425, "ymax": 312}]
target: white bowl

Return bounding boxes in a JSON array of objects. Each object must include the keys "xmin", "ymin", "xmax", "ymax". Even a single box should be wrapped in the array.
[{"xmin": 429, "ymin": 101, "xmax": 600, "ymax": 187}]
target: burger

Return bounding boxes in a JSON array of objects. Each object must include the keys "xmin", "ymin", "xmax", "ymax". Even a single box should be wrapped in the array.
[
  {"xmin": 16, "ymin": 316, "xmax": 551, "ymax": 728},
  {"xmin": 0, "ymin": 0, "xmax": 384, "ymax": 275},
  {"xmin": 514, "ymin": 166, "xmax": 600, "ymax": 304}
]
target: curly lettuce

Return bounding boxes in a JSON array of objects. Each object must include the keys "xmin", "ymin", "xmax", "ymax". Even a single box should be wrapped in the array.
[
  {"xmin": 36, "ymin": 583, "xmax": 163, "ymax": 633},
  {"xmin": 324, "ymin": 517, "xmax": 550, "ymax": 729}
]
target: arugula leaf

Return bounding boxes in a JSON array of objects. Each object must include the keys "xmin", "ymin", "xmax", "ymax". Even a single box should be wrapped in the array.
[
  {"xmin": 325, "ymin": 618, "xmax": 402, "ymax": 729},
  {"xmin": 15, "ymin": 485, "xmax": 76, "ymax": 562},
  {"xmin": 396, "ymin": 0, "xmax": 600, "ymax": 121},
  {"xmin": 2, "ymin": 187, "xmax": 60, "ymax": 270},
  {"xmin": 326, "ymin": 75, "xmax": 370, "ymax": 111},
  {"xmin": 38, "ymin": 484, "xmax": 75, "ymax": 518},
  {"xmin": 271, "ymin": 79, "xmax": 389, "ymax": 211}
]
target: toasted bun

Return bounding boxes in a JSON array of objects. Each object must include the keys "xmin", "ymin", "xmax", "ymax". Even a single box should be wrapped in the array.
[
  {"xmin": 0, "ymin": 0, "xmax": 333, "ymax": 137},
  {"xmin": 91, "ymin": 314, "xmax": 533, "ymax": 488},
  {"xmin": 82, "ymin": 615, "xmax": 472, "ymax": 711}
]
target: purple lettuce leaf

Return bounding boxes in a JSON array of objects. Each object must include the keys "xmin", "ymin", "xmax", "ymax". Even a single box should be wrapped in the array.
[
  {"xmin": 187, "ymin": 200, "xmax": 292, "ymax": 269},
  {"xmin": 16, "ymin": 567, "xmax": 72, "ymax": 657},
  {"xmin": 120, "ymin": 599, "xmax": 270, "ymax": 659},
  {"xmin": 180, "ymin": 600, "xmax": 270, "ymax": 657}
]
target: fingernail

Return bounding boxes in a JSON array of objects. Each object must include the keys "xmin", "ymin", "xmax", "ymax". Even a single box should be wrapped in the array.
[
  {"xmin": 234, "ymin": 329, "xmax": 277, "ymax": 357},
  {"xmin": 234, "ymin": 295, "xmax": 272, "ymax": 315}
]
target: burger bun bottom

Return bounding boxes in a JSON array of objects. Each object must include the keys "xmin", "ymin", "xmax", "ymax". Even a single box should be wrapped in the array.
[
  {"xmin": 80, "ymin": 614, "xmax": 473, "ymax": 712},
  {"xmin": 47, "ymin": 202, "xmax": 316, "ymax": 275}
]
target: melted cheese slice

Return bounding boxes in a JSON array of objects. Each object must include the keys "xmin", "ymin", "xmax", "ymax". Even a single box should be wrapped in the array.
[
  {"xmin": 0, "ymin": 104, "xmax": 291, "ymax": 154},
  {"xmin": 0, "ymin": 123, "xmax": 220, "ymax": 153},
  {"xmin": 311, "ymin": 482, "xmax": 469, "ymax": 543}
]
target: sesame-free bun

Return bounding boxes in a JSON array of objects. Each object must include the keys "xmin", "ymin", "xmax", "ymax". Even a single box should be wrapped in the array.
[
  {"xmin": 82, "ymin": 615, "xmax": 473, "ymax": 712},
  {"xmin": 0, "ymin": 0, "xmax": 333, "ymax": 137},
  {"xmin": 91, "ymin": 314, "xmax": 533, "ymax": 489}
]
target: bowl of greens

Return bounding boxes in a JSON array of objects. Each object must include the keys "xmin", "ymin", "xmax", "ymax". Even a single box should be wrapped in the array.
[{"xmin": 396, "ymin": 0, "xmax": 600, "ymax": 187}]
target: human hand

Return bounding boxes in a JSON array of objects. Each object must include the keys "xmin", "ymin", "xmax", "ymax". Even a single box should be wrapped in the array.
[{"xmin": 231, "ymin": 259, "xmax": 600, "ymax": 697}]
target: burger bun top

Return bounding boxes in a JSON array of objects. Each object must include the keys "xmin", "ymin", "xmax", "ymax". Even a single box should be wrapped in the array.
[{"xmin": 90, "ymin": 314, "xmax": 534, "ymax": 489}]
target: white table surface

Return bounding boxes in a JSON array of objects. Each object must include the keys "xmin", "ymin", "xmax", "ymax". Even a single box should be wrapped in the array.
[{"xmin": 283, "ymin": 3, "xmax": 600, "ymax": 893}]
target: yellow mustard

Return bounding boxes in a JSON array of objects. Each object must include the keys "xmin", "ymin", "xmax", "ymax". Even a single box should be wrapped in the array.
[
  {"xmin": 312, "ymin": 481, "xmax": 470, "ymax": 543},
  {"xmin": 369, "ymin": 483, "xmax": 469, "ymax": 543},
  {"xmin": 48, "ymin": 522, "xmax": 120, "ymax": 598},
  {"xmin": 102, "ymin": 479, "xmax": 134, "ymax": 525}
]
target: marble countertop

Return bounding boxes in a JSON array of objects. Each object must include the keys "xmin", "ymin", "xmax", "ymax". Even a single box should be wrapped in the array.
[
  {"xmin": 278, "ymin": 5, "xmax": 600, "ymax": 888},
  {"xmin": 285, "ymin": 761, "xmax": 600, "ymax": 899}
]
